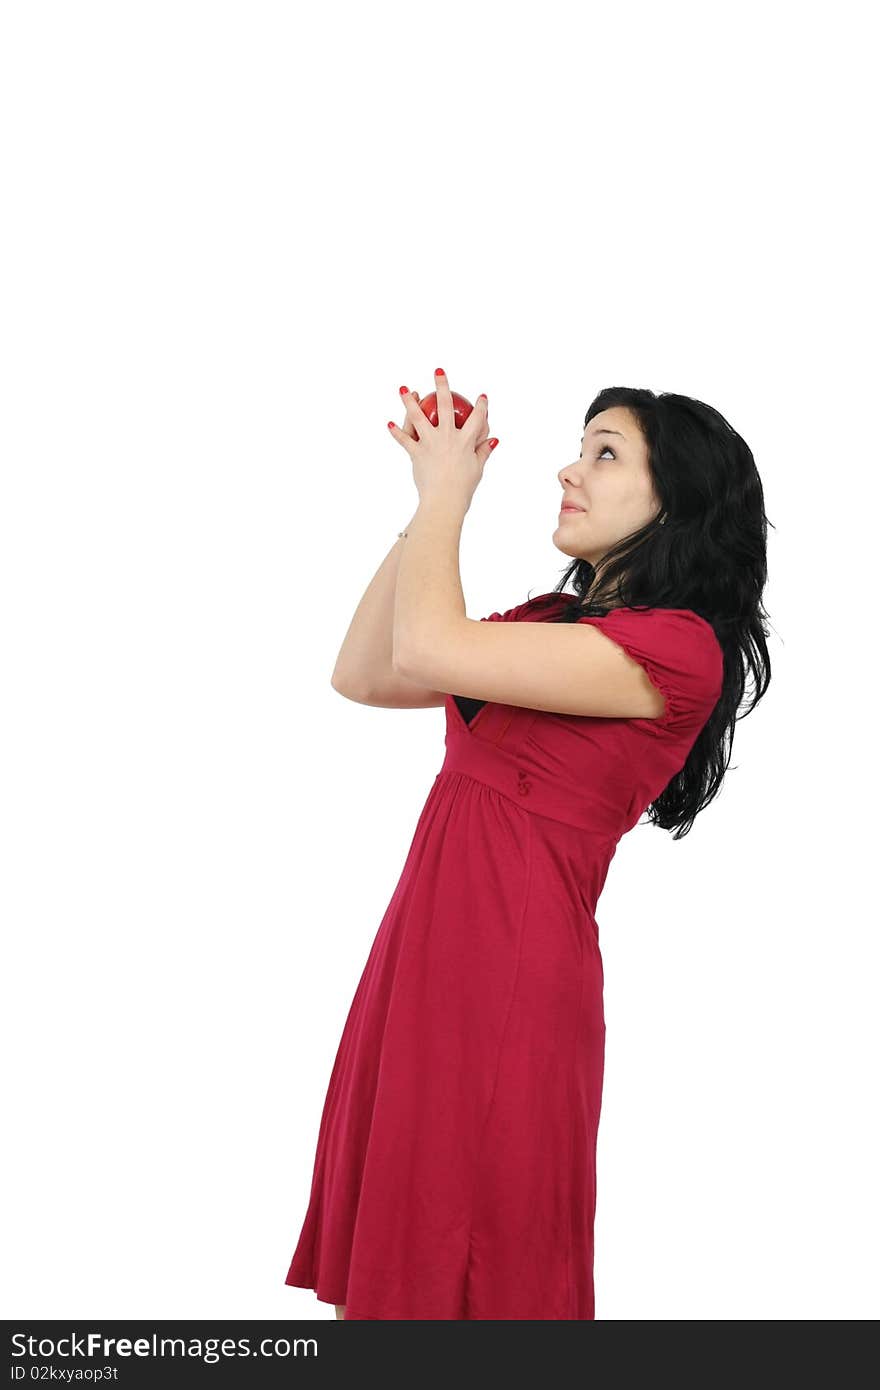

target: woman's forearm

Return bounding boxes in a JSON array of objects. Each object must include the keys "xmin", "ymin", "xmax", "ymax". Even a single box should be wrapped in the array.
[
  {"xmin": 330, "ymin": 508, "xmax": 420, "ymax": 694},
  {"xmin": 392, "ymin": 494, "xmax": 468, "ymax": 677}
]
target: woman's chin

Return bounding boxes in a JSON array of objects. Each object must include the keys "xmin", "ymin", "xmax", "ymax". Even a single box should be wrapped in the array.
[{"xmin": 554, "ymin": 513, "xmax": 587, "ymax": 540}]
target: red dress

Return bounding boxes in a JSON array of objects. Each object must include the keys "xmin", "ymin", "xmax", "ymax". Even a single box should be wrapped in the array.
[{"xmin": 284, "ymin": 593, "xmax": 723, "ymax": 1319}]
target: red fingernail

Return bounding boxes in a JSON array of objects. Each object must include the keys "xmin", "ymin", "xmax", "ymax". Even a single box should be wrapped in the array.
[
  {"xmin": 489, "ymin": 438, "xmax": 499, "ymax": 449},
  {"xmin": 387, "ymin": 421, "xmax": 396, "ymax": 429},
  {"xmin": 478, "ymin": 393, "xmax": 488, "ymax": 402},
  {"xmin": 399, "ymin": 385, "xmax": 408, "ymax": 395},
  {"xmin": 435, "ymin": 367, "xmax": 445, "ymax": 376}
]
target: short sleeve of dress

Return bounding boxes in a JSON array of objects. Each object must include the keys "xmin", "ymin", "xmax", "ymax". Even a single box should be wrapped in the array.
[
  {"xmin": 480, "ymin": 601, "xmax": 533, "ymax": 623},
  {"xmin": 480, "ymin": 593, "xmax": 563, "ymax": 624},
  {"xmin": 575, "ymin": 607, "xmax": 723, "ymax": 737}
]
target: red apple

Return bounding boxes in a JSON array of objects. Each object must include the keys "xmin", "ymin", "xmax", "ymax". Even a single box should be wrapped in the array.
[{"xmin": 413, "ymin": 390, "xmax": 473, "ymax": 440}]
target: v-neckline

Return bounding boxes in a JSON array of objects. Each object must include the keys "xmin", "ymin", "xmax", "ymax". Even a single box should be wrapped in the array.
[{"xmin": 448, "ymin": 692, "xmax": 496, "ymax": 736}]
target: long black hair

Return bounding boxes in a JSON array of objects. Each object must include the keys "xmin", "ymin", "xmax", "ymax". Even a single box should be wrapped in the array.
[{"xmin": 528, "ymin": 385, "xmax": 773, "ymax": 839}]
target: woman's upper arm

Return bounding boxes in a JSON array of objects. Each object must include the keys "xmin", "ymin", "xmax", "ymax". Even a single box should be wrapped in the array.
[
  {"xmin": 343, "ymin": 599, "xmax": 539, "ymax": 709},
  {"xmin": 332, "ymin": 670, "xmax": 448, "ymax": 710},
  {"xmin": 395, "ymin": 606, "xmax": 722, "ymax": 726}
]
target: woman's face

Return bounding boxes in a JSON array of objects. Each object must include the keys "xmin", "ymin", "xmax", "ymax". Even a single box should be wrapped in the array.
[{"xmin": 553, "ymin": 406, "xmax": 662, "ymax": 564}]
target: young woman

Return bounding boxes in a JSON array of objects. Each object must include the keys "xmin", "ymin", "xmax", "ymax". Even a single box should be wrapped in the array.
[{"xmin": 284, "ymin": 370, "xmax": 771, "ymax": 1320}]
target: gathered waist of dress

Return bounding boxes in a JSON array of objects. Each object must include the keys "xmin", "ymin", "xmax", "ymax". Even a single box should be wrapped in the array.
[{"xmin": 439, "ymin": 729, "xmax": 625, "ymax": 845}]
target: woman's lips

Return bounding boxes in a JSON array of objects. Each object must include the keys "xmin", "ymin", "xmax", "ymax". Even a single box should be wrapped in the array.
[{"xmin": 559, "ymin": 505, "xmax": 585, "ymax": 514}]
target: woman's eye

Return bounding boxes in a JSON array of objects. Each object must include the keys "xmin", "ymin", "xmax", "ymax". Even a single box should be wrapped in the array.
[{"xmin": 578, "ymin": 440, "xmax": 617, "ymax": 460}]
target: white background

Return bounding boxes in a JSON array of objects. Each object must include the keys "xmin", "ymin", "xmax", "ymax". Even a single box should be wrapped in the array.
[{"xmin": 2, "ymin": 0, "xmax": 877, "ymax": 1320}]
